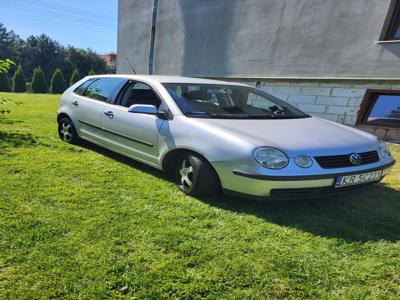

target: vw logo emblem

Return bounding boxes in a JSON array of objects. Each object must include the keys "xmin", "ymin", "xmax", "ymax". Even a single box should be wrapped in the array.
[{"xmin": 349, "ymin": 153, "xmax": 362, "ymax": 166}]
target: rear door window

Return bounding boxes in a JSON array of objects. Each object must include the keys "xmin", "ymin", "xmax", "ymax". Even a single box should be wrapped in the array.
[
  {"xmin": 74, "ymin": 79, "xmax": 95, "ymax": 95},
  {"xmin": 82, "ymin": 78, "xmax": 125, "ymax": 102}
]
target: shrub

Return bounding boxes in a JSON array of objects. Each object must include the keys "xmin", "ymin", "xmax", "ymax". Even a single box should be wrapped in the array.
[
  {"xmin": 69, "ymin": 68, "xmax": 80, "ymax": 86},
  {"xmin": 12, "ymin": 65, "xmax": 27, "ymax": 92},
  {"xmin": 88, "ymin": 69, "xmax": 96, "ymax": 76},
  {"xmin": 50, "ymin": 68, "xmax": 66, "ymax": 94},
  {"xmin": 0, "ymin": 72, "xmax": 11, "ymax": 92},
  {"xmin": 26, "ymin": 82, "xmax": 33, "ymax": 93},
  {"xmin": 31, "ymin": 67, "xmax": 48, "ymax": 93}
]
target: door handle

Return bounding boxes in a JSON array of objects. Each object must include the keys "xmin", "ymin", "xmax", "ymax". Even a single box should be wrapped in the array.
[
  {"xmin": 104, "ymin": 111, "xmax": 114, "ymax": 118},
  {"xmin": 72, "ymin": 101, "xmax": 79, "ymax": 106}
]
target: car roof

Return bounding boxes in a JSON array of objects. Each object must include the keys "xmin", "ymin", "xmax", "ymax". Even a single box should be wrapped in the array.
[{"xmin": 85, "ymin": 74, "xmax": 249, "ymax": 86}]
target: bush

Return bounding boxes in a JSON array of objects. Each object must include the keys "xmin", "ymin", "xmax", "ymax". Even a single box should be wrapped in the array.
[
  {"xmin": 12, "ymin": 65, "xmax": 27, "ymax": 92},
  {"xmin": 31, "ymin": 67, "xmax": 48, "ymax": 93},
  {"xmin": 69, "ymin": 68, "xmax": 80, "ymax": 86},
  {"xmin": 26, "ymin": 82, "xmax": 33, "ymax": 93},
  {"xmin": 50, "ymin": 68, "xmax": 66, "ymax": 94},
  {"xmin": 88, "ymin": 69, "xmax": 96, "ymax": 76},
  {"xmin": 0, "ymin": 72, "xmax": 11, "ymax": 92}
]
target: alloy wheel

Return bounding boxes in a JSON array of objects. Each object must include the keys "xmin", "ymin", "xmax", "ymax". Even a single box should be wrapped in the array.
[
  {"xmin": 60, "ymin": 121, "xmax": 73, "ymax": 142},
  {"xmin": 178, "ymin": 158, "xmax": 194, "ymax": 189}
]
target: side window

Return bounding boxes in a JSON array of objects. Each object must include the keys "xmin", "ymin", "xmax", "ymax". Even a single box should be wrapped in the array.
[
  {"xmin": 74, "ymin": 79, "xmax": 94, "ymax": 95},
  {"xmin": 83, "ymin": 78, "xmax": 125, "ymax": 102},
  {"xmin": 119, "ymin": 81, "xmax": 161, "ymax": 108}
]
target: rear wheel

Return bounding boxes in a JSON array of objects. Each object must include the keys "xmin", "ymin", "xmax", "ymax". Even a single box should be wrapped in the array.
[
  {"xmin": 175, "ymin": 152, "xmax": 220, "ymax": 196},
  {"xmin": 58, "ymin": 117, "xmax": 80, "ymax": 144}
]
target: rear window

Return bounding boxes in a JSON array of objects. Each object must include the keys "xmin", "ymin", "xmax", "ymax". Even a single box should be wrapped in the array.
[{"xmin": 79, "ymin": 78, "xmax": 125, "ymax": 101}]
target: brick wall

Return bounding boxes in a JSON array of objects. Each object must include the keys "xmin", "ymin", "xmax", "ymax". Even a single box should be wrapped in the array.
[
  {"xmin": 357, "ymin": 125, "xmax": 400, "ymax": 143},
  {"xmin": 239, "ymin": 79, "xmax": 400, "ymax": 126}
]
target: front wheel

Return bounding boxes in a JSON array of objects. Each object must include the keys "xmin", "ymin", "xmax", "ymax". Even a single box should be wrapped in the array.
[
  {"xmin": 58, "ymin": 117, "xmax": 80, "ymax": 144},
  {"xmin": 175, "ymin": 153, "xmax": 220, "ymax": 197}
]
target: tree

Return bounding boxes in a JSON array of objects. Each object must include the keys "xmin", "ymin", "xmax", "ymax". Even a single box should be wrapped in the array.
[
  {"xmin": 0, "ymin": 24, "xmax": 111, "ymax": 81},
  {"xmin": 64, "ymin": 46, "xmax": 108, "ymax": 79},
  {"xmin": 12, "ymin": 65, "xmax": 26, "ymax": 92},
  {"xmin": 15, "ymin": 34, "xmax": 66, "ymax": 82},
  {"xmin": 388, "ymin": 107, "xmax": 400, "ymax": 119},
  {"xmin": 50, "ymin": 68, "xmax": 66, "ymax": 93},
  {"xmin": 31, "ymin": 66, "xmax": 48, "ymax": 93},
  {"xmin": 88, "ymin": 69, "xmax": 96, "ymax": 75},
  {"xmin": 69, "ymin": 68, "xmax": 80, "ymax": 86},
  {"xmin": 0, "ymin": 59, "xmax": 16, "ymax": 114},
  {"xmin": 0, "ymin": 72, "xmax": 11, "ymax": 92},
  {"xmin": 0, "ymin": 23, "xmax": 22, "ymax": 61}
]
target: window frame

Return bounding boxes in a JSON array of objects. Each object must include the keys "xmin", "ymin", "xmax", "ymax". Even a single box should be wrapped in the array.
[
  {"xmin": 380, "ymin": 0, "xmax": 400, "ymax": 41},
  {"xmin": 356, "ymin": 89, "xmax": 400, "ymax": 129}
]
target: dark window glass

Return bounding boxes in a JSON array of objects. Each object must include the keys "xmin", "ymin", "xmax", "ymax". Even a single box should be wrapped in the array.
[
  {"xmin": 393, "ymin": 26, "xmax": 400, "ymax": 39},
  {"xmin": 74, "ymin": 79, "xmax": 94, "ymax": 95},
  {"xmin": 366, "ymin": 94, "xmax": 400, "ymax": 124},
  {"xmin": 385, "ymin": 1, "xmax": 400, "ymax": 40},
  {"xmin": 163, "ymin": 83, "xmax": 309, "ymax": 119},
  {"xmin": 83, "ymin": 78, "xmax": 125, "ymax": 101},
  {"xmin": 118, "ymin": 81, "xmax": 161, "ymax": 108}
]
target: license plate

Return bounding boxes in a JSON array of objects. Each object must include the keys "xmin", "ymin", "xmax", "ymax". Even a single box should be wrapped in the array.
[{"xmin": 335, "ymin": 170, "xmax": 382, "ymax": 188}]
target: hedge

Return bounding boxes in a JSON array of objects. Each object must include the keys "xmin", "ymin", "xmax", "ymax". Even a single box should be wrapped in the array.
[
  {"xmin": 12, "ymin": 65, "xmax": 27, "ymax": 92},
  {"xmin": 50, "ymin": 68, "xmax": 66, "ymax": 94},
  {"xmin": 31, "ymin": 66, "xmax": 48, "ymax": 93}
]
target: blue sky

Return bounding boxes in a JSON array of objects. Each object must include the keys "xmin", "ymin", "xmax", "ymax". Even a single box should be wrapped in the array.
[{"xmin": 1, "ymin": 0, "xmax": 117, "ymax": 54}]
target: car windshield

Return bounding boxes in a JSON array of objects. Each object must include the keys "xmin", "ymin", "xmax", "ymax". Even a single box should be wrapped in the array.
[{"xmin": 163, "ymin": 83, "xmax": 310, "ymax": 119}]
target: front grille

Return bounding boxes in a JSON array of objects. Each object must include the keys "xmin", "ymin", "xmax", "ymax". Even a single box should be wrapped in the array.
[
  {"xmin": 314, "ymin": 151, "xmax": 379, "ymax": 169},
  {"xmin": 269, "ymin": 181, "xmax": 379, "ymax": 199}
]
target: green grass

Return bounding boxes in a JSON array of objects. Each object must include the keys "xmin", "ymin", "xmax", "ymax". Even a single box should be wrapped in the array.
[{"xmin": 1, "ymin": 92, "xmax": 400, "ymax": 299}]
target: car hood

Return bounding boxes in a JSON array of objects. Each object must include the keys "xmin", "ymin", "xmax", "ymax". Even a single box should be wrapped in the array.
[{"xmin": 192, "ymin": 116, "xmax": 379, "ymax": 157}]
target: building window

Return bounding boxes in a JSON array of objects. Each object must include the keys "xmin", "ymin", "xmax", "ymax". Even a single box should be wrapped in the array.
[
  {"xmin": 381, "ymin": 0, "xmax": 400, "ymax": 40},
  {"xmin": 357, "ymin": 90, "xmax": 400, "ymax": 128}
]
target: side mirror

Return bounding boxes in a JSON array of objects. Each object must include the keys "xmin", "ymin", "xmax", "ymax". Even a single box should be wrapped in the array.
[{"xmin": 128, "ymin": 104, "xmax": 157, "ymax": 115}]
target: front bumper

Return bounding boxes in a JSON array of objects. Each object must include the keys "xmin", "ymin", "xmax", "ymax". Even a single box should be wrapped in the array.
[{"xmin": 213, "ymin": 160, "xmax": 395, "ymax": 199}]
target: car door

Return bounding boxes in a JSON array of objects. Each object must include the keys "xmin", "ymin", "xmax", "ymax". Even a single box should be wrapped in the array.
[
  {"xmin": 74, "ymin": 77, "xmax": 125, "ymax": 143},
  {"xmin": 101, "ymin": 81, "xmax": 166, "ymax": 166}
]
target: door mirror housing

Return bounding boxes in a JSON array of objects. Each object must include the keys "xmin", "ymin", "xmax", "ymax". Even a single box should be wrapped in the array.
[{"xmin": 128, "ymin": 104, "xmax": 158, "ymax": 115}]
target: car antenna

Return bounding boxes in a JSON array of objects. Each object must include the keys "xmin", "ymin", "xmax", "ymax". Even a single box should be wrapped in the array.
[{"xmin": 125, "ymin": 57, "xmax": 137, "ymax": 74}]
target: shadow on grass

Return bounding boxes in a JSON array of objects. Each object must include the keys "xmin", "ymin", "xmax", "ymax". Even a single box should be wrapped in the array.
[
  {"xmin": 200, "ymin": 184, "xmax": 400, "ymax": 243},
  {"xmin": 0, "ymin": 131, "xmax": 37, "ymax": 152},
  {"xmin": 79, "ymin": 141, "xmax": 166, "ymax": 179},
  {"xmin": 0, "ymin": 117, "xmax": 23, "ymax": 125},
  {"xmin": 79, "ymin": 141, "xmax": 400, "ymax": 243}
]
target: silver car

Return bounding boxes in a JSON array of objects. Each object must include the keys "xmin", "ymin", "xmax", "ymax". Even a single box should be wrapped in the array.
[{"xmin": 57, "ymin": 75, "xmax": 395, "ymax": 199}]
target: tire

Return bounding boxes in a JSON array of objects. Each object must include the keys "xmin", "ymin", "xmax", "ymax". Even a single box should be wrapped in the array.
[
  {"xmin": 58, "ymin": 117, "xmax": 80, "ymax": 144},
  {"xmin": 175, "ymin": 152, "xmax": 220, "ymax": 196}
]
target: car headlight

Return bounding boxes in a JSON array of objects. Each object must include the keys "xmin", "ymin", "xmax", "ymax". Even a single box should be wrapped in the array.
[
  {"xmin": 378, "ymin": 139, "xmax": 391, "ymax": 159},
  {"xmin": 253, "ymin": 147, "xmax": 289, "ymax": 169},
  {"xmin": 295, "ymin": 155, "xmax": 313, "ymax": 168}
]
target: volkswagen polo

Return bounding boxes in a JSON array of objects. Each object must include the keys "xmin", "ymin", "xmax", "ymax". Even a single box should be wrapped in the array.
[{"xmin": 57, "ymin": 75, "xmax": 395, "ymax": 199}]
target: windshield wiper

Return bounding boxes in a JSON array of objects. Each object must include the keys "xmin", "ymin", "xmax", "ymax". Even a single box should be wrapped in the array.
[
  {"xmin": 184, "ymin": 112, "xmax": 247, "ymax": 118},
  {"xmin": 270, "ymin": 115, "xmax": 311, "ymax": 119}
]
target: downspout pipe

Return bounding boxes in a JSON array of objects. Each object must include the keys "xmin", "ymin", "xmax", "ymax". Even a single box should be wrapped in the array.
[{"xmin": 149, "ymin": 0, "xmax": 159, "ymax": 75}]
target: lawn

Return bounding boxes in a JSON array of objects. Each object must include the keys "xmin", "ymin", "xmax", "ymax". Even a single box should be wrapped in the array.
[{"xmin": 1, "ymin": 92, "xmax": 400, "ymax": 299}]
